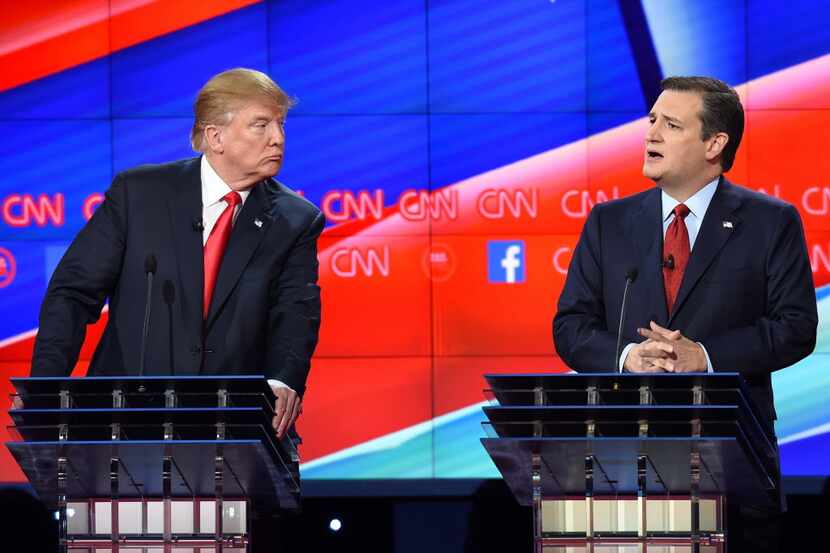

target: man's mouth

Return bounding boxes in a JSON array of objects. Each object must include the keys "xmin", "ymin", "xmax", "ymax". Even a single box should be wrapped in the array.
[{"xmin": 646, "ymin": 151, "xmax": 663, "ymax": 160}]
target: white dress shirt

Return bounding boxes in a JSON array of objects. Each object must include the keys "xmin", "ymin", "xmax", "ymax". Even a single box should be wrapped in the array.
[
  {"xmin": 200, "ymin": 156, "xmax": 292, "ymax": 393},
  {"xmin": 619, "ymin": 178, "xmax": 720, "ymax": 372}
]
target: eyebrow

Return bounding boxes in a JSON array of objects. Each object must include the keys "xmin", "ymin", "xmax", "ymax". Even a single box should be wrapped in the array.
[{"xmin": 648, "ymin": 111, "xmax": 683, "ymax": 125}]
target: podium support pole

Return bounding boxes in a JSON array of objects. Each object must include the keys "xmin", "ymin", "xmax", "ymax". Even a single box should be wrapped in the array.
[
  {"xmin": 690, "ymin": 384, "xmax": 705, "ymax": 553},
  {"xmin": 110, "ymin": 387, "xmax": 123, "ymax": 549},
  {"xmin": 162, "ymin": 387, "xmax": 176, "ymax": 546},
  {"xmin": 531, "ymin": 453, "xmax": 542, "ymax": 553},
  {"xmin": 57, "ymin": 387, "xmax": 71, "ymax": 553},
  {"xmin": 216, "ymin": 387, "xmax": 229, "ymax": 552}
]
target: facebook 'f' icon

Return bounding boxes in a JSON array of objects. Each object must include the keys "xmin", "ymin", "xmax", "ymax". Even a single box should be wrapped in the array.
[{"xmin": 488, "ymin": 240, "xmax": 526, "ymax": 284}]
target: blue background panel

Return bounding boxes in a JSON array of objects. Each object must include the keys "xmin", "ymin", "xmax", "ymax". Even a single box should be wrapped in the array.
[
  {"xmin": 112, "ymin": 118, "xmax": 195, "ymax": 174},
  {"xmin": 587, "ymin": 0, "xmax": 648, "ymax": 112},
  {"xmin": 269, "ymin": 0, "xmax": 428, "ymax": 114},
  {"xmin": 0, "ymin": 241, "xmax": 69, "ymax": 341},
  {"xmin": 748, "ymin": 0, "xmax": 830, "ymax": 81},
  {"xmin": 428, "ymin": 0, "xmax": 587, "ymax": 113},
  {"xmin": 0, "ymin": 59, "xmax": 110, "ymax": 120},
  {"xmin": 111, "ymin": 3, "xmax": 268, "ymax": 118},
  {"xmin": 0, "ymin": 121, "xmax": 111, "ymax": 241},
  {"xmin": 642, "ymin": 0, "xmax": 747, "ymax": 87},
  {"xmin": 429, "ymin": 113, "xmax": 586, "ymax": 189},
  {"xmin": 278, "ymin": 115, "xmax": 429, "ymax": 216}
]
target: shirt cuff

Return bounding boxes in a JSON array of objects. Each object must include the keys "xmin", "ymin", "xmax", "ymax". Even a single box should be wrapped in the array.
[
  {"xmin": 267, "ymin": 379, "xmax": 295, "ymax": 393},
  {"xmin": 619, "ymin": 343, "xmax": 636, "ymax": 372},
  {"xmin": 696, "ymin": 343, "xmax": 714, "ymax": 373}
]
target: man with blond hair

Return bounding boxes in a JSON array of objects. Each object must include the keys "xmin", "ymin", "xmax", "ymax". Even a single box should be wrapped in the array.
[{"xmin": 29, "ymin": 68, "xmax": 323, "ymax": 437}]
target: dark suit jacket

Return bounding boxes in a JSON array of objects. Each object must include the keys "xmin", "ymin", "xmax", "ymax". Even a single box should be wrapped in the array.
[
  {"xmin": 553, "ymin": 177, "xmax": 817, "ymax": 433},
  {"xmin": 32, "ymin": 157, "xmax": 324, "ymax": 397}
]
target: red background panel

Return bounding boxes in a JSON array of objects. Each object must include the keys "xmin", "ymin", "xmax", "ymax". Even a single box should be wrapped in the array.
[
  {"xmin": 431, "ymin": 235, "xmax": 578, "ymax": 357},
  {"xmin": 296, "ymin": 356, "xmax": 432, "ymax": 462},
  {"xmin": 0, "ymin": 0, "xmax": 260, "ymax": 92},
  {"xmin": 746, "ymin": 53, "xmax": 830, "ymax": 110},
  {"xmin": 747, "ymin": 110, "xmax": 830, "ymax": 231},
  {"xmin": 316, "ymin": 235, "xmax": 432, "ymax": 357},
  {"xmin": 430, "ymin": 142, "xmax": 590, "ymax": 236}
]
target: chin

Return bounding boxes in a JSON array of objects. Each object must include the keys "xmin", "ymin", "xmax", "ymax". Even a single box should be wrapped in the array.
[
  {"xmin": 261, "ymin": 162, "xmax": 281, "ymax": 178},
  {"xmin": 642, "ymin": 164, "xmax": 660, "ymax": 181}
]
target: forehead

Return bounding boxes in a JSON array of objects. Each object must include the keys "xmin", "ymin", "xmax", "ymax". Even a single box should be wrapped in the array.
[
  {"xmin": 650, "ymin": 89, "xmax": 702, "ymax": 122},
  {"xmin": 235, "ymin": 99, "xmax": 286, "ymax": 120}
]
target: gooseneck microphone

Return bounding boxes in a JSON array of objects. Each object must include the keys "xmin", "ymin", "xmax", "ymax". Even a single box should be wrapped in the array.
[
  {"xmin": 139, "ymin": 254, "xmax": 157, "ymax": 381},
  {"xmin": 614, "ymin": 267, "xmax": 639, "ymax": 372},
  {"xmin": 163, "ymin": 280, "xmax": 176, "ymax": 375}
]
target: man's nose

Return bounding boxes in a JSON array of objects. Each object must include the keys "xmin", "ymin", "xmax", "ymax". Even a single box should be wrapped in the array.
[
  {"xmin": 645, "ymin": 125, "xmax": 660, "ymax": 143},
  {"xmin": 269, "ymin": 124, "xmax": 284, "ymax": 146}
]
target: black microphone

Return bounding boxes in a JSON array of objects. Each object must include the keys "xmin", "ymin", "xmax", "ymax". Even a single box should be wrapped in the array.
[
  {"xmin": 163, "ymin": 280, "xmax": 176, "ymax": 376},
  {"xmin": 615, "ymin": 267, "xmax": 639, "ymax": 372},
  {"xmin": 192, "ymin": 218, "xmax": 204, "ymax": 232},
  {"xmin": 662, "ymin": 254, "xmax": 675, "ymax": 270},
  {"xmin": 139, "ymin": 254, "xmax": 157, "ymax": 384}
]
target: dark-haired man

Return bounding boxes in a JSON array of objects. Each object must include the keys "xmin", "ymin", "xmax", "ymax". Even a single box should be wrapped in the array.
[{"xmin": 553, "ymin": 76, "xmax": 817, "ymax": 552}]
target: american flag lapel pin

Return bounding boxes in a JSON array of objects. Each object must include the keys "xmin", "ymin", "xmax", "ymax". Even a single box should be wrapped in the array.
[{"xmin": 722, "ymin": 220, "xmax": 733, "ymax": 229}]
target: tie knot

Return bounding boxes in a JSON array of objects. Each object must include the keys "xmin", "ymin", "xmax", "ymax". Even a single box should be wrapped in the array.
[
  {"xmin": 673, "ymin": 203, "xmax": 690, "ymax": 219},
  {"xmin": 224, "ymin": 191, "xmax": 241, "ymax": 207}
]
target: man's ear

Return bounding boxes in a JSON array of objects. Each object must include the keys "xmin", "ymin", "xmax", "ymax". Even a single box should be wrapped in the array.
[
  {"xmin": 203, "ymin": 125, "xmax": 224, "ymax": 154},
  {"xmin": 705, "ymin": 132, "xmax": 729, "ymax": 163}
]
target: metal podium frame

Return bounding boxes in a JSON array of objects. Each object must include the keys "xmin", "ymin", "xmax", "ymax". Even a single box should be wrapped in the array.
[
  {"xmin": 481, "ymin": 373, "xmax": 779, "ymax": 553},
  {"xmin": 6, "ymin": 375, "xmax": 301, "ymax": 553}
]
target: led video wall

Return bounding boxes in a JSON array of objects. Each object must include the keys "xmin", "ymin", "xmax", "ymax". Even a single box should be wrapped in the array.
[{"xmin": 1, "ymin": 0, "xmax": 829, "ymax": 481}]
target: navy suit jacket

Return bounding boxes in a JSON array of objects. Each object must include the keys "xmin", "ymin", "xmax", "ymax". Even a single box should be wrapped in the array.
[
  {"xmin": 553, "ymin": 177, "xmax": 817, "ymax": 433},
  {"xmin": 32, "ymin": 157, "xmax": 324, "ymax": 397}
]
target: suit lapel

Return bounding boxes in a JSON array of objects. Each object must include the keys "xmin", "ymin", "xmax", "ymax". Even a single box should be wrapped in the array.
[
  {"xmin": 626, "ymin": 188, "xmax": 670, "ymax": 325},
  {"xmin": 167, "ymin": 158, "xmax": 204, "ymax": 331},
  {"xmin": 669, "ymin": 177, "xmax": 742, "ymax": 324},
  {"xmin": 205, "ymin": 181, "xmax": 274, "ymax": 328}
]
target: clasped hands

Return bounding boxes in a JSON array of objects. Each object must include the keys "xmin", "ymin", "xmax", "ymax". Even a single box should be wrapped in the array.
[{"xmin": 623, "ymin": 321, "xmax": 707, "ymax": 373}]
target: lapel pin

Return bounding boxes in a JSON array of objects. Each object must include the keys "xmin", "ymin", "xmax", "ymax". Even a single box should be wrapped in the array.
[
  {"xmin": 254, "ymin": 218, "xmax": 263, "ymax": 228},
  {"xmin": 722, "ymin": 221, "xmax": 733, "ymax": 229}
]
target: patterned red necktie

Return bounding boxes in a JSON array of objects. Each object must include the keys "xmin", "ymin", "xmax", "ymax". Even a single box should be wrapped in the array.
[
  {"xmin": 663, "ymin": 203, "xmax": 691, "ymax": 313},
  {"xmin": 203, "ymin": 191, "xmax": 241, "ymax": 319}
]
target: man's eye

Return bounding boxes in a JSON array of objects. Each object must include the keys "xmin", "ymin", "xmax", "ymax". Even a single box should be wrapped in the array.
[{"xmin": 667, "ymin": 122, "xmax": 679, "ymax": 129}]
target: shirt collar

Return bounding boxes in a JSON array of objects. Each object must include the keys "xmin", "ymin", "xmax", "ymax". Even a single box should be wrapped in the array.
[
  {"xmin": 200, "ymin": 155, "xmax": 251, "ymax": 208},
  {"xmin": 661, "ymin": 177, "xmax": 720, "ymax": 222}
]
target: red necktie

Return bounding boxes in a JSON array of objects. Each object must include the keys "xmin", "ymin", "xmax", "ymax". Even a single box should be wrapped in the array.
[
  {"xmin": 203, "ymin": 191, "xmax": 241, "ymax": 318},
  {"xmin": 663, "ymin": 203, "xmax": 691, "ymax": 313}
]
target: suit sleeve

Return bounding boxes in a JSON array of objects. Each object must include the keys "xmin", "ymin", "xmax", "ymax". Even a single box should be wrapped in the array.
[
  {"xmin": 31, "ymin": 175, "xmax": 128, "ymax": 376},
  {"xmin": 553, "ymin": 206, "xmax": 619, "ymax": 372},
  {"xmin": 702, "ymin": 204, "xmax": 817, "ymax": 376},
  {"xmin": 265, "ymin": 210, "xmax": 325, "ymax": 396}
]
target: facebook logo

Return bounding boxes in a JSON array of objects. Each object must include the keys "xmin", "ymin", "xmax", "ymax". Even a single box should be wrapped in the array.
[{"xmin": 487, "ymin": 241, "xmax": 526, "ymax": 284}]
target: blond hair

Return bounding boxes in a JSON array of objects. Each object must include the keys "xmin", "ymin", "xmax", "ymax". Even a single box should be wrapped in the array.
[{"xmin": 190, "ymin": 68, "xmax": 294, "ymax": 152}]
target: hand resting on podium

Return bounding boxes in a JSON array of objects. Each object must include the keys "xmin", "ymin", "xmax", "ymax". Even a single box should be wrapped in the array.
[{"xmin": 632, "ymin": 321, "xmax": 708, "ymax": 373}]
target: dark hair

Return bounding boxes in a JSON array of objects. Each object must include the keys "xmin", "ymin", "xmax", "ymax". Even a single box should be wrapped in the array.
[{"xmin": 660, "ymin": 76, "xmax": 744, "ymax": 172}]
